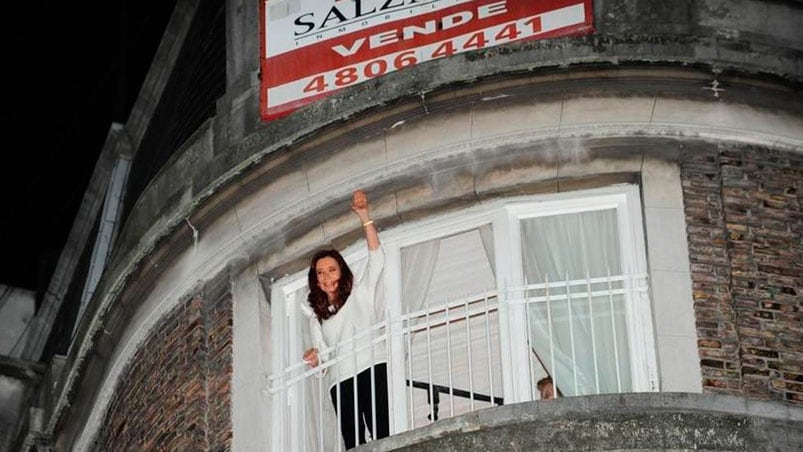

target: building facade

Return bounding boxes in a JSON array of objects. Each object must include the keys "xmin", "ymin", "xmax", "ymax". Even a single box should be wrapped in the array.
[{"xmin": 8, "ymin": 0, "xmax": 802, "ymax": 450}]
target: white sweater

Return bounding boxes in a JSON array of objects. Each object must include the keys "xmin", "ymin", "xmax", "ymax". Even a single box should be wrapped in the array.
[{"xmin": 309, "ymin": 247, "xmax": 387, "ymax": 389}]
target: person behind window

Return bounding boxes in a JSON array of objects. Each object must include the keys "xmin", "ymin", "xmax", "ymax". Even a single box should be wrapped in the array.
[
  {"xmin": 303, "ymin": 189, "xmax": 389, "ymax": 449},
  {"xmin": 537, "ymin": 376, "xmax": 562, "ymax": 400}
]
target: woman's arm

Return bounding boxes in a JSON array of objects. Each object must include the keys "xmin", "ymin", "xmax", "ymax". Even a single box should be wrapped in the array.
[{"xmin": 352, "ymin": 189, "xmax": 380, "ymax": 251}]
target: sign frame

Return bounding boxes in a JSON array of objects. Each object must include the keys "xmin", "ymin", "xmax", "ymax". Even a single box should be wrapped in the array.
[{"xmin": 260, "ymin": 0, "xmax": 594, "ymax": 121}]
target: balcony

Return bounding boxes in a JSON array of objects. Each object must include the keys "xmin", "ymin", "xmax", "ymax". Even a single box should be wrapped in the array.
[
  {"xmin": 358, "ymin": 391, "xmax": 800, "ymax": 451},
  {"xmin": 268, "ymin": 270, "xmax": 663, "ymax": 451}
]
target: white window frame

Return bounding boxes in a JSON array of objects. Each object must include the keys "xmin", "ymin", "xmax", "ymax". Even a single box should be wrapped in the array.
[
  {"xmin": 494, "ymin": 185, "xmax": 658, "ymax": 400},
  {"xmin": 268, "ymin": 184, "xmax": 658, "ymax": 449}
]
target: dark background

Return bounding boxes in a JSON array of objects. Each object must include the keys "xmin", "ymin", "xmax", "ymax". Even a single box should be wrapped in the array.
[{"xmin": 1, "ymin": 2, "xmax": 177, "ymax": 293}]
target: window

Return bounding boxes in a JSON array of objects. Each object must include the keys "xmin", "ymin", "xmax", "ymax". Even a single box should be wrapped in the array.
[
  {"xmin": 268, "ymin": 184, "xmax": 657, "ymax": 450},
  {"xmin": 507, "ymin": 190, "xmax": 657, "ymax": 400},
  {"xmin": 396, "ymin": 224, "xmax": 501, "ymax": 428}
]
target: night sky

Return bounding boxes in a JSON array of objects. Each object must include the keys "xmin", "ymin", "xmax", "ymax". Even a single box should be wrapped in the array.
[{"xmin": 1, "ymin": 2, "xmax": 177, "ymax": 292}]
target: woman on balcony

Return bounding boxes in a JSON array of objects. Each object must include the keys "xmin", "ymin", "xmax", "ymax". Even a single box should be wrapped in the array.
[{"xmin": 303, "ymin": 189, "xmax": 390, "ymax": 449}]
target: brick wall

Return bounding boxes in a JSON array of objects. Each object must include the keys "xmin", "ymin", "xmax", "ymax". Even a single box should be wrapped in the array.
[
  {"xmin": 681, "ymin": 145, "xmax": 803, "ymax": 404},
  {"xmin": 94, "ymin": 293, "xmax": 233, "ymax": 450}
]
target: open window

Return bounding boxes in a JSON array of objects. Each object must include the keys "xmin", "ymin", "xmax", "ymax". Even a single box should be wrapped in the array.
[
  {"xmin": 267, "ymin": 185, "xmax": 657, "ymax": 450},
  {"xmin": 394, "ymin": 223, "xmax": 502, "ymax": 428}
]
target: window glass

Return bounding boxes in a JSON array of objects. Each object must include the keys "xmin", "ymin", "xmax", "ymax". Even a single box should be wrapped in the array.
[{"xmin": 521, "ymin": 209, "xmax": 632, "ymax": 396}]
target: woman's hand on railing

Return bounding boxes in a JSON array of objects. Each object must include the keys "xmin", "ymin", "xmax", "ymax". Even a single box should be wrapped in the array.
[{"xmin": 303, "ymin": 347, "xmax": 319, "ymax": 368}]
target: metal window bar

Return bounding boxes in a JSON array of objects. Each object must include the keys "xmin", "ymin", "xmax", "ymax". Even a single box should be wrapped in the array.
[
  {"xmin": 587, "ymin": 270, "xmax": 600, "ymax": 394},
  {"xmin": 405, "ymin": 306, "xmax": 415, "ymax": 429},
  {"xmin": 524, "ymin": 278, "xmax": 537, "ymax": 400},
  {"xmin": 547, "ymin": 274, "xmax": 556, "ymax": 398},
  {"xmin": 425, "ymin": 297, "xmax": 435, "ymax": 424},
  {"xmin": 317, "ymin": 371, "xmax": 324, "ymax": 451},
  {"xmin": 565, "ymin": 272, "xmax": 579, "ymax": 395},
  {"xmin": 483, "ymin": 294, "xmax": 495, "ymax": 407},
  {"xmin": 464, "ymin": 294, "xmax": 475, "ymax": 411},
  {"xmin": 610, "ymin": 267, "xmax": 622, "ymax": 393},
  {"xmin": 402, "ymin": 292, "xmax": 499, "ymax": 427},
  {"xmin": 445, "ymin": 301, "xmax": 455, "ymax": 418},
  {"xmin": 520, "ymin": 271, "xmax": 648, "ymax": 398},
  {"xmin": 403, "ymin": 291, "xmax": 503, "ymax": 423}
]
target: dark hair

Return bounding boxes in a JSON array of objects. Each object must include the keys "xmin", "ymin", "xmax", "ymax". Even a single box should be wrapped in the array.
[
  {"xmin": 307, "ymin": 249, "xmax": 354, "ymax": 321},
  {"xmin": 536, "ymin": 376, "xmax": 562, "ymax": 397},
  {"xmin": 536, "ymin": 377, "xmax": 552, "ymax": 390}
]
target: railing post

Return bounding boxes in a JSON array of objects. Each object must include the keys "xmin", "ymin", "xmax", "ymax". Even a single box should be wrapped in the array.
[
  {"xmin": 385, "ymin": 244, "xmax": 409, "ymax": 433},
  {"xmin": 508, "ymin": 284, "xmax": 533, "ymax": 403}
]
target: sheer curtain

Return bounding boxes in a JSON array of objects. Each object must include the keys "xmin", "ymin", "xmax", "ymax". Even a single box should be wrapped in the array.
[
  {"xmin": 520, "ymin": 208, "xmax": 632, "ymax": 396},
  {"xmin": 478, "ymin": 223, "xmax": 495, "ymax": 276},
  {"xmin": 400, "ymin": 240, "xmax": 440, "ymax": 315},
  {"xmin": 399, "ymin": 226, "xmax": 502, "ymax": 424},
  {"xmin": 401, "ymin": 224, "xmax": 496, "ymax": 313}
]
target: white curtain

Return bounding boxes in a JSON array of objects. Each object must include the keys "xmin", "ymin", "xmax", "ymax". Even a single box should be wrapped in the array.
[
  {"xmin": 478, "ymin": 223, "xmax": 495, "ymax": 276},
  {"xmin": 520, "ymin": 208, "xmax": 632, "ymax": 396},
  {"xmin": 399, "ymin": 226, "xmax": 499, "ymax": 423},
  {"xmin": 400, "ymin": 224, "xmax": 495, "ymax": 313},
  {"xmin": 401, "ymin": 240, "xmax": 440, "ymax": 315}
]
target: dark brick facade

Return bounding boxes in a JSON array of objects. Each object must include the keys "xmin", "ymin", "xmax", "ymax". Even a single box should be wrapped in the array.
[
  {"xmin": 94, "ymin": 293, "xmax": 233, "ymax": 450},
  {"xmin": 681, "ymin": 145, "xmax": 803, "ymax": 405}
]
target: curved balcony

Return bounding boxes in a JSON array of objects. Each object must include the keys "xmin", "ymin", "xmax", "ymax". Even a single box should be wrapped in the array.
[
  {"xmin": 267, "ymin": 272, "xmax": 800, "ymax": 451},
  {"xmin": 365, "ymin": 391, "xmax": 800, "ymax": 451},
  {"xmin": 269, "ymin": 272, "xmax": 657, "ymax": 451}
]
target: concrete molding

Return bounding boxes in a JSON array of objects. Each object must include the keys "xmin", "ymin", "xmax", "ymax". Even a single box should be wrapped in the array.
[{"xmin": 356, "ymin": 392, "xmax": 803, "ymax": 451}]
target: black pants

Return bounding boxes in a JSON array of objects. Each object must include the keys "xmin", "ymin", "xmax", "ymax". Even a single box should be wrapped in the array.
[{"xmin": 330, "ymin": 363, "xmax": 389, "ymax": 449}]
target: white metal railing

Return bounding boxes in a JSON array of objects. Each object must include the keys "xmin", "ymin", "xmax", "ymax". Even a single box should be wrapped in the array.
[
  {"xmin": 267, "ymin": 272, "xmax": 650, "ymax": 451},
  {"xmin": 512, "ymin": 271, "xmax": 651, "ymax": 399},
  {"xmin": 403, "ymin": 290, "xmax": 502, "ymax": 428}
]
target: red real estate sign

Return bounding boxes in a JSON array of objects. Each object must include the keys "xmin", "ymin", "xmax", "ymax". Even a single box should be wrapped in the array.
[{"xmin": 260, "ymin": 0, "xmax": 594, "ymax": 121}]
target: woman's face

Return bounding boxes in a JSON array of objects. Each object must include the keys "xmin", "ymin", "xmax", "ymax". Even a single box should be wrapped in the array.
[{"xmin": 315, "ymin": 256, "xmax": 341, "ymax": 301}]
